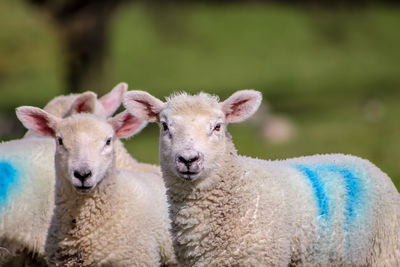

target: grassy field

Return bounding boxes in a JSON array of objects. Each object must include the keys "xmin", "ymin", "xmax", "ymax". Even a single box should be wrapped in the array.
[{"xmin": 1, "ymin": 1, "xmax": 400, "ymax": 187}]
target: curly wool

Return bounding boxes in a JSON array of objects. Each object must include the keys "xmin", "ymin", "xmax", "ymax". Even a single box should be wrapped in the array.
[
  {"xmin": 0, "ymin": 137, "xmax": 54, "ymax": 266},
  {"xmin": 1, "ymin": 117, "xmax": 159, "ymax": 266},
  {"xmin": 45, "ymin": 169, "xmax": 174, "ymax": 266},
  {"xmin": 0, "ymin": 139, "xmax": 160, "ymax": 264},
  {"xmin": 164, "ymin": 139, "xmax": 400, "ymax": 266}
]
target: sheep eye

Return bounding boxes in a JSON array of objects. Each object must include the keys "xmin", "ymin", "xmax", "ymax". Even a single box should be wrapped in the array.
[
  {"xmin": 213, "ymin": 123, "xmax": 222, "ymax": 132},
  {"xmin": 162, "ymin": 122, "xmax": 169, "ymax": 132},
  {"xmin": 105, "ymin": 137, "xmax": 112, "ymax": 146},
  {"xmin": 57, "ymin": 137, "xmax": 63, "ymax": 146}
]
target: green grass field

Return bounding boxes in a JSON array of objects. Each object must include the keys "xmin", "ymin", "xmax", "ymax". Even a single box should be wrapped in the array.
[{"xmin": 1, "ymin": 1, "xmax": 400, "ymax": 187}]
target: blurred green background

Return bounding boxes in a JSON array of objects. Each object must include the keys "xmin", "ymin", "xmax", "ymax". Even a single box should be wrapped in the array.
[{"xmin": 1, "ymin": 1, "xmax": 399, "ymax": 187}]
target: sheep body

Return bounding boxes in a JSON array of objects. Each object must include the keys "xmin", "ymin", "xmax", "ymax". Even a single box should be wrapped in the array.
[
  {"xmin": 123, "ymin": 90, "xmax": 400, "ymax": 266},
  {"xmin": 168, "ymin": 144, "xmax": 400, "ymax": 266},
  {"xmin": 0, "ymin": 137, "xmax": 54, "ymax": 266},
  {"xmin": 0, "ymin": 86, "xmax": 159, "ymax": 265},
  {"xmin": 0, "ymin": 137, "xmax": 160, "ymax": 265},
  {"xmin": 16, "ymin": 109, "xmax": 175, "ymax": 266},
  {"xmin": 244, "ymin": 153, "xmax": 400, "ymax": 266}
]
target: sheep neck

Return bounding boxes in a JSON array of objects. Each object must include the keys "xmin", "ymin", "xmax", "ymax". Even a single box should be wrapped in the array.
[
  {"xmin": 47, "ymin": 160, "xmax": 119, "ymax": 265},
  {"xmin": 53, "ymin": 165, "xmax": 118, "ymax": 222},
  {"xmin": 165, "ymin": 139, "xmax": 252, "ymax": 265}
]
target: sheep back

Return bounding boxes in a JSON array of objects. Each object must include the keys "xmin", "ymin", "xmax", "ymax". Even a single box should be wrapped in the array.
[
  {"xmin": 242, "ymin": 153, "xmax": 400, "ymax": 265},
  {"xmin": 0, "ymin": 137, "xmax": 55, "ymax": 258}
]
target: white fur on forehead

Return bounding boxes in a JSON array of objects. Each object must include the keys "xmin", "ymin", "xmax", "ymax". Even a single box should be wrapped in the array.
[
  {"xmin": 58, "ymin": 113, "xmax": 113, "ymax": 137},
  {"xmin": 165, "ymin": 92, "xmax": 221, "ymax": 115}
]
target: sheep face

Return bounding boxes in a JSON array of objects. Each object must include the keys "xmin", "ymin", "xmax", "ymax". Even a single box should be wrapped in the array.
[
  {"xmin": 123, "ymin": 90, "xmax": 262, "ymax": 183},
  {"xmin": 54, "ymin": 115, "xmax": 115, "ymax": 193},
  {"xmin": 159, "ymin": 105, "xmax": 226, "ymax": 181},
  {"xmin": 16, "ymin": 104, "xmax": 147, "ymax": 193}
]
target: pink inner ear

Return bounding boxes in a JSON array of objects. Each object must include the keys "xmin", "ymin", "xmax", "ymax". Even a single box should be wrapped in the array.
[
  {"xmin": 136, "ymin": 99, "xmax": 160, "ymax": 120},
  {"xmin": 115, "ymin": 113, "xmax": 143, "ymax": 137},
  {"xmin": 225, "ymin": 99, "xmax": 249, "ymax": 118},
  {"xmin": 100, "ymin": 83, "xmax": 127, "ymax": 116},
  {"xmin": 30, "ymin": 113, "xmax": 55, "ymax": 136},
  {"xmin": 76, "ymin": 101, "xmax": 91, "ymax": 113},
  {"xmin": 101, "ymin": 96, "xmax": 120, "ymax": 116}
]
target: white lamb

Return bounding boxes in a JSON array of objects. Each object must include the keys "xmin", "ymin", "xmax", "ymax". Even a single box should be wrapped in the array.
[
  {"xmin": 24, "ymin": 82, "xmax": 159, "ymax": 173},
  {"xmin": 0, "ymin": 84, "xmax": 159, "ymax": 266},
  {"xmin": 124, "ymin": 89, "xmax": 400, "ymax": 266},
  {"xmin": 15, "ymin": 106, "xmax": 176, "ymax": 266}
]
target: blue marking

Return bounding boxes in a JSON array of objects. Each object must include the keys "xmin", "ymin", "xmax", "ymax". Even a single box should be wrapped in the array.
[
  {"xmin": 297, "ymin": 163, "xmax": 364, "ymax": 228},
  {"xmin": 318, "ymin": 165, "xmax": 362, "ymax": 226},
  {"xmin": 0, "ymin": 161, "xmax": 19, "ymax": 209},
  {"xmin": 297, "ymin": 162, "xmax": 367, "ymax": 255},
  {"xmin": 296, "ymin": 165, "xmax": 329, "ymax": 219}
]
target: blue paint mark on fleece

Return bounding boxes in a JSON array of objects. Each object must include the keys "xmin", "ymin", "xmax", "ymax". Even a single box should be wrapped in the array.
[
  {"xmin": 318, "ymin": 165, "xmax": 362, "ymax": 226},
  {"xmin": 0, "ymin": 161, "xmax": 19, "ymax": 209},
  {"xmin": 296, "ymin": 163, "xmax": 364, "ymax": 228},
  {"xmin": 296, "ymin": 165, "xmax": 329, "ymax": 219}
]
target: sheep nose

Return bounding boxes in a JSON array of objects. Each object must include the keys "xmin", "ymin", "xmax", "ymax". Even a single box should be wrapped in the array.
[
  {"xmin": 177, "ymin": 153, "xmax": 200, "ymax": 168},
  {"xmin": 73, "ymin": 170, "xmax": 92, "ymax": 182}
]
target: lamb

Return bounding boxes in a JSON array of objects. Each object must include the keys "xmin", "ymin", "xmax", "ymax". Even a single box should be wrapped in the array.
[
  {"xmin": 24, "ymin": 82, "xmax": 159, "ymax": 173},
  {"xmin": 0, "ymin": 84, "xmax": 159, "ymax": 266},
  {"xmin": 15, "ymin": 105, "xmax": 176, "ymax": 266},
  {"xmin": 23, "ymin": 84, "xmax": 123, "ymax": 139},
  {"xmin": 123, "ymin": 89, "xmax": 400, "ymax": 266}
]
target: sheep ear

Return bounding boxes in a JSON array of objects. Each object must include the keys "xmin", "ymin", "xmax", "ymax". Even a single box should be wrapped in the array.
[
  {"xmin": 221, "ymin": 90, "xmax": 262, "ymax": 123},
  {"xmin": 16, "ymin": 106, "xmax": 60, "ymax": 136},
  {"xmin": 65, "ymin": 91, "xmax": 97, "ymax": 116},
  {"xmin": 123, "ymin": 91, "xmax": 164, "ymax": 122},
  {"xmin": 108, "ymin": 110, "xmax": 148, "ymax": 138},
  {"xmin": 100, "ymin": 82, "xmax": 128, "ymax": 116}
]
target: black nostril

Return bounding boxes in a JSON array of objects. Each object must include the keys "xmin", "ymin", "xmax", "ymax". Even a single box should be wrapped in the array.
[
  {"xmin": 74, "ymin": 170, "xmax": 92, "ymax": 181},
  {"xmin": 178, "ymin": 156, "xmax": 188, "ymax": 164},
  {"xmin": 178, "ymin": 155, "xmax": 200, "ymax": 167}
]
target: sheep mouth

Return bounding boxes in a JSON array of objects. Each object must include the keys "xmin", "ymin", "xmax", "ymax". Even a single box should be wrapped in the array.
[
  {"xmin": 75, "ymin": 185, "xmax": 94, "ymax": 193},
  {"xmin": 177, "ymin": 171, "xmax": 201, "ymax": 180}
]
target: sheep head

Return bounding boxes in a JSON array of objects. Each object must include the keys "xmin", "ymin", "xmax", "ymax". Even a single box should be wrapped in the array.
[
  {"xmin": 16, "ymin": 106, "xmax": 146, "ymax": 193},
  {"xmin": 124, "ymin": 90, "xmax": 262, "ymax": 182}
]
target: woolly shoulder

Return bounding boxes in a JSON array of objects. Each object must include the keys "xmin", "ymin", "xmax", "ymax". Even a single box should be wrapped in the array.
[
  {"xmin": 0, "ymin": 137, "xmax": 54, "ymax": 158},
  {"xmin": 238, "ymin": 156, "xmax": 286, "ymax": 184},
  {"xmin": 115, "ymin": 170, "xmax": 164, "ymax": 201}
]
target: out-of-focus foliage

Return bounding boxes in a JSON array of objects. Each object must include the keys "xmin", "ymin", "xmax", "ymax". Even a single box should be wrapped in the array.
[{"xmin": 0, "ymin": 1, "xmax": 399, "ymax": 187}]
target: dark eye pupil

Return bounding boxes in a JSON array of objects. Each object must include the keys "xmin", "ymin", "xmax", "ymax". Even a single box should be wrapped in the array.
[
  {"xmin": 214, "ymin": 124, "xmax": 221, "ymax": 131},
  {"xmin": 162, "ymin": 123, "xmax": 169, "ymax": 131},
  {"xmin": 106, "ymin": 138, "xmax": 111, "ymax": 145},
  {"xmin": 58, "ymin": 137, "xmax": 63, "ymax": 146}
]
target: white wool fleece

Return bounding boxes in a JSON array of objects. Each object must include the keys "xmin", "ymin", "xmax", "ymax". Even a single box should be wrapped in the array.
[
  {"xmin": 0, "ymin": 84, "xmax": 159, "ymax": 266},
  {"xmin": 123, "ymin": 89, "xmax": 400, "ymax": 266},
  {"xmin": 16, "ymin": 107, "xmax": 176, "ymax": 267}
]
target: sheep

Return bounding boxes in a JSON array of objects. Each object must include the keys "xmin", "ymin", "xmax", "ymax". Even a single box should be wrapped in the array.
[
  {"xmin": 23, "ymin": 82, "xmax": 159, "ymax": 173},
  {"xmin": 123, "ymin": 89, "xmax": 400, "ymax": 266},
  {"xmin": 22, "ymin": 84, "xmax": 121, "ymax": 139},
  {"xmin": 15, "ymin": 105, "xmax": 176, "ymax": 267},
  {"xmin": 0, "ymin": 90, "xmax": 107, "ymax": 267},
  {"xmin": 0, "ymin": 84, "xmax": 159, "ymax": 266}
]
